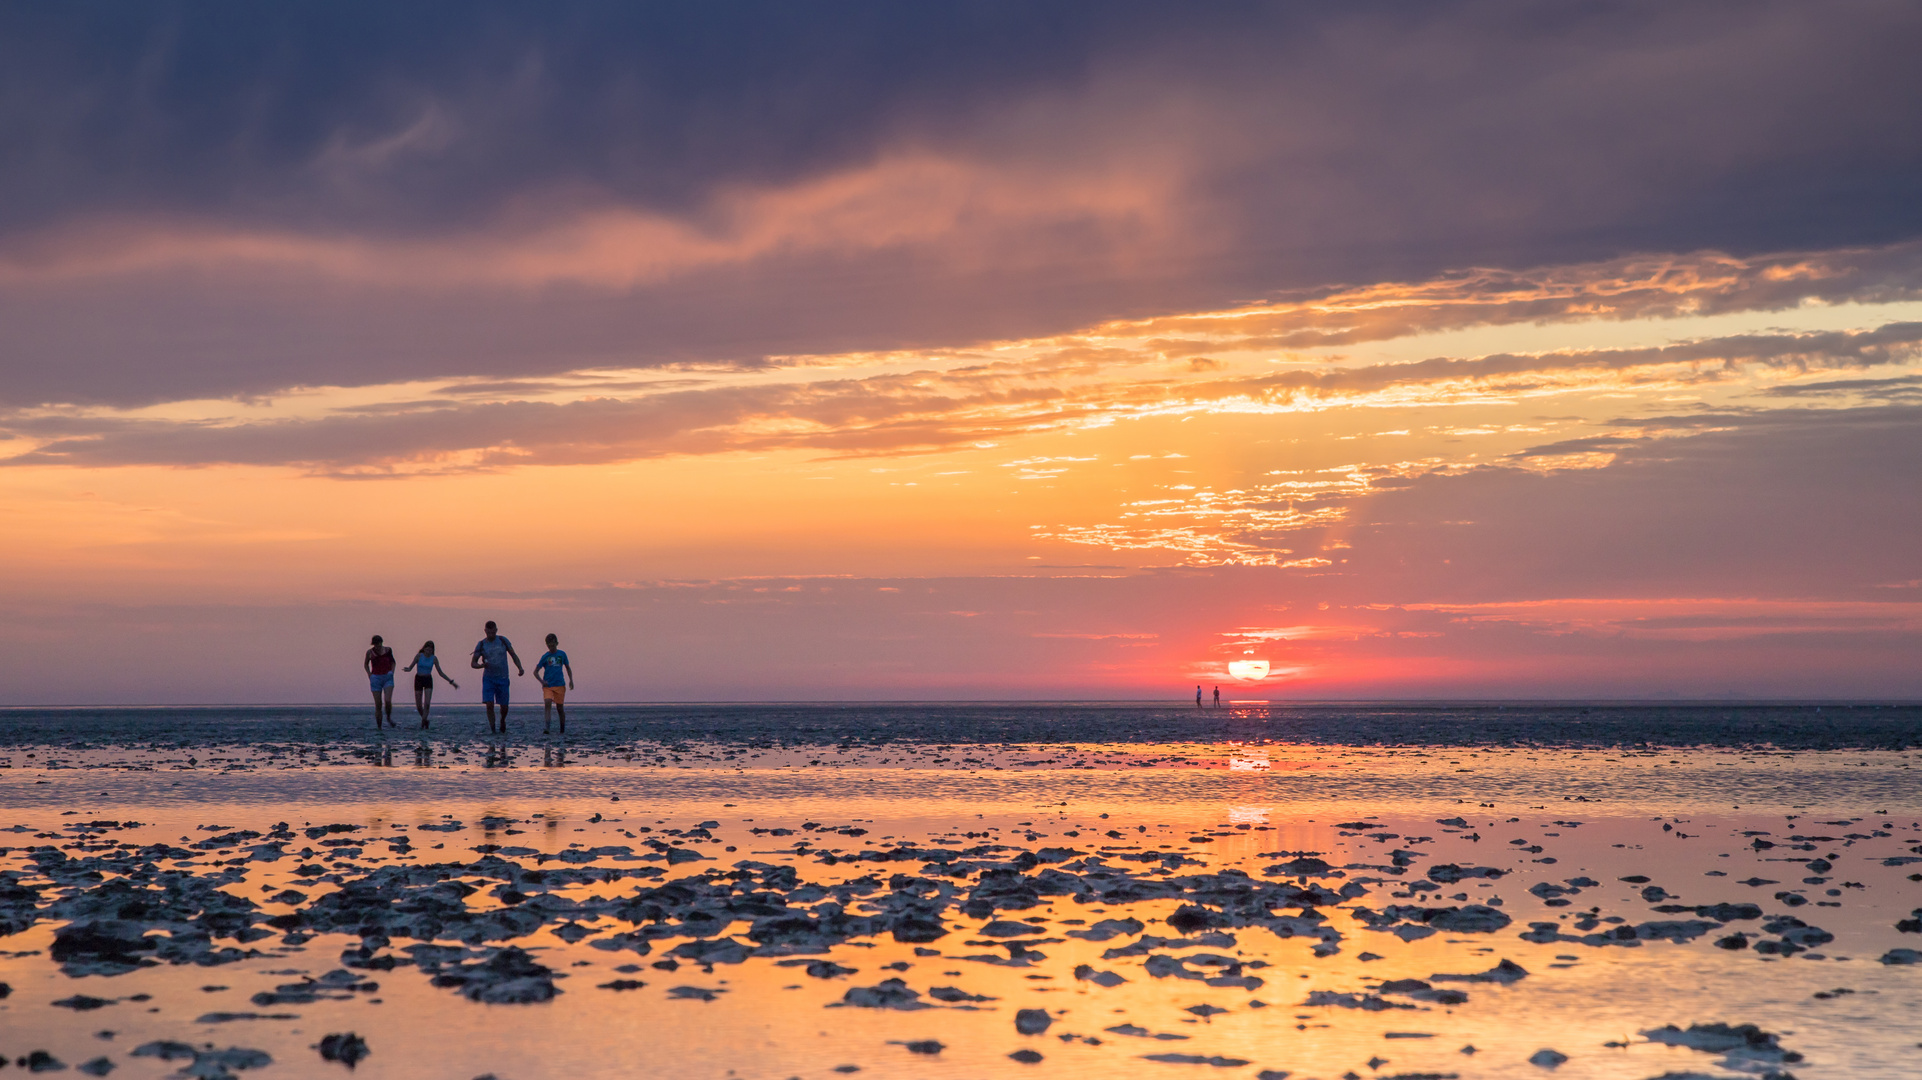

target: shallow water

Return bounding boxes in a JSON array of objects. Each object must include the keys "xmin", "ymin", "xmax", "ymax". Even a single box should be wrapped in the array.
[{"xmin": 1, "ymin": 707, "xmax": 1918, "ymax": 1078}]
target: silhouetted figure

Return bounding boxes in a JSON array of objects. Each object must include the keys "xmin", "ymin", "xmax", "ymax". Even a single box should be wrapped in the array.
[
  {"xmin": 404, "ymin": 640, "xmax": 459, "ymax": 729},
  {"xmin": 535, "ymin": 633, "xmax": 574, "ymax": 735},
  {"xmin": 471, "ymin": 620, "xmax": 524, "ymax": 735},
  {"xmin": 364, "ymin": 635, "xmax": 396, "ymax": 729},
  {"xmin": 1213, "ymin": 686, "xmax": 1221, "ymax": 708},
  {"xmin": 1196, "ymin": 685, "xmax": 1203, "ymax": 709}
]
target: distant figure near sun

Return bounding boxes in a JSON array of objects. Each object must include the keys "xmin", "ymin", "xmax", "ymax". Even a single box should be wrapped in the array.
[{"xmin": 1228, "ymin": 659, "xmax": 1270, "ymax": 681}]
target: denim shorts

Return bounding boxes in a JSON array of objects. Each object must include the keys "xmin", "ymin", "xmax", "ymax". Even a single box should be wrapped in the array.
[{"xmin": 369, "ymin": 672, "xmax": 395, "ymax": 692}]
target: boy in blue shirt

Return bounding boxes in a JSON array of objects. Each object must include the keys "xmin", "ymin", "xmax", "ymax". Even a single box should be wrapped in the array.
[{"xmin": 535, "ymin": 633, "xmax": 575, "ymax": 735}]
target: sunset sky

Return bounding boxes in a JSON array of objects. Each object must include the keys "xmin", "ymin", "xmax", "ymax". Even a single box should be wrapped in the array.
[{"xmin": 4, "ymin": 2, "xmax": 1921, "ymax": 704}]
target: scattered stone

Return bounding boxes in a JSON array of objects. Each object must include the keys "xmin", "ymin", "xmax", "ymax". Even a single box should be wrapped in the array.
[
  {"xmin": 1141, "ymin": 1053, "xmax": 1253, "ymax": 1066},
  {"xmin": 431, "ymin": 947, "xmax": 558, "ymax": 1004},
  {"xmin": 317, "ymin": 1033, "xmax": 369, "ymax": 1067},
  {"xmin": 839, "ymin": 978, "xmax": 927, "ymax": 1010},
  {"xmin": 1072, "ymin": 963, "xmax": 1127, "ymax": 986},
  {"xmin": 1430, "ymin": 959, "xmax": 1527, "ymax": 985},
  {"xmin": 1527, "ymin": 1048, "xmax": 1567, "ymax": 1069},
  {"xmin": 1016, "ymin": 1008, "xmax": 1054, "ymax": 1034},
  {"xmin": 1105, "ymin": 1025, "xmax": 1190, "ymax": 1041}
]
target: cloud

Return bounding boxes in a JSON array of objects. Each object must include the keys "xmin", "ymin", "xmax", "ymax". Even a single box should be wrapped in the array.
[
  {"xmin": 5, "ymin": 3, "xmax": 1922, "ymax": 407},
  {"xmin": 8, "ymin": 307, "xmax": 1922, "ymax": 472}
]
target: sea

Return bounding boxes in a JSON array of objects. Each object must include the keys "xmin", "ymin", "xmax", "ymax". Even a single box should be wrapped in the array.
[{"xmin": 0, "ymin": 702, "xmax": 1916, "ymax": 1078}]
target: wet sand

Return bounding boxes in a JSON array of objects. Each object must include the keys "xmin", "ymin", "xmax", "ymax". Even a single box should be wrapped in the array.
[{"xmin": 0, "ymin": 705, "xmax": 1918, "ymax": 1078}]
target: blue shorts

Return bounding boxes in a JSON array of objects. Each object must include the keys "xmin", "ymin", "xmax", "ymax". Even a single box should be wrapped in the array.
[
  {"xmin": 370, "ymin": 672, "xmax": 394, "ymax": 693},
  {"xmin": 482, "ymin": 674, "xmax": 511, "ymax": 705}
]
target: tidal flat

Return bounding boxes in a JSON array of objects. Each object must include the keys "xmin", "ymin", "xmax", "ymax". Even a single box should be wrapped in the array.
[{"xmin": 0, "ymin": 704, "xmax": 1918, "ymax": 1079}]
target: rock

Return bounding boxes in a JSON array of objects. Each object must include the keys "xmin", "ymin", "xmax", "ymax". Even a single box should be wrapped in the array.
[
  {"xmin": 51, "ymin": 921, "xmax": 157, "ymax": 976},
  {"xmin": 1066, "ymin": 917, "xmax": 1146, "ymax": 942},
  {"xmin": 53, "ymin": 995, "xmax": 116, "ymax": 1011},
  {"xmin": 1301, "ymin": 991, "xmax": 1413, "ymax": 1011},
  {"xmin": 1008, "ymin": 1049, "xmax": 1044, "ymax": 1063},
  {"xmin": 666, "ymin": 986, "xmax": 724, "ymax": 1001},
  {"xmin": 1072, "ymin": 963, "xmax": 1127, "ymax": 986},
  {"xmin": 903, "ymin": 1041, "xmax": 943, "ymax": 1055},
  {"xmin": 77, "ymin": 1058, "xmax": 115, "ymax": 1076},
  {"xmin": 1430, "ymin": 959, "xmax": 1527, "ymax": 985},
  {"xmin": 1266, "ymin": 857, "xmax": 1334, "ymax": 876},
  {"xmin": 1879, "ymin": 948, "xmax": 1919, "ymax": 965},
  {"xmin": 666, "ymin": 938, "xmax": 751, "ymax": 965},
  {"xmin": 1640, "ymin": 1022, "xmax": 1801, "ymax": 1071},
  {"xmin": 1015, "ymin": 1008, "xmax": 1054, "ymax": 1034},
  {"xmin": 433, "ymin": 946, "xmax": 558, "ymax": 1004},
  {"xmin": 979, "ymin": 920, "xmax": 1044, "ymax": 937},
  {"xmin": 1141, "ymin": 1053, "xmax": 1252, "ymax": 1066},
  {"xmin": 1528, "ymin": 1048, "xmax": 1567, "ymax": 1068},
  {"xmin": 840, "ymin": 978, "xmax": 928, "ymax": 1010},
  {"xmin": 928, "ymin": 985, "xmax": 995, "ymax": 1002},
  {"xmin": 1104, "ymin": 1024, "xmax": 1188, "ymax": 1040},
  {"xmin": 22, "ymin": 1050, "xmax": 66, "ymax": 1073},
  {"xmin": 318, "ymin": 1033, "xmax": 370, "ymax": 1066},
  {"xmin": 1429, "ymin": 860, "xmax": 1499, "ymax": 880},
  {"xmin": 804, "ymin": 960, "xmax": 858, "ymax": 979},
  {"xmin": 132, "ymin": 1043, "xmax": 271, "ymax": 1077}
]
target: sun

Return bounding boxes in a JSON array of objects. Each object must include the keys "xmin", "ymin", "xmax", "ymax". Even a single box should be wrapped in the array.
[{"xmin": 1227, "ymin": 659, "xmax": 1270, "ymax": 681}]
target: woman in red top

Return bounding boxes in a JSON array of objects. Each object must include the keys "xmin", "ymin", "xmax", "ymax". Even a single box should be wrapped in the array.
[{"xmin": 364, "ymin": 635, "xmax": 398, "ymax": 730}]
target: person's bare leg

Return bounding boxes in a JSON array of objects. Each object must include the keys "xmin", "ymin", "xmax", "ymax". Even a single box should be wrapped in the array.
[
  {"xmin": 382, "ymin": 686, "xmax": 395, "ymax": 727},
  {"xmin": 485, "ymin": 702, "xmax": 497, "ymax": 734},
  {"xmin": 499, "ymin": 703, "xmax": 509, "ymax": 733},
  {"xmin": 543, "ymin": 700, "xmax": 552, "ymax": 735},
  {"xmin": 556, "ymin": 702, "xmax": 565, "ymax": 735},
  {"xmin": 420, "ymin": 686, "xmax": 433, "ymax": 729},
  {"xmin": 372, "ymin": 691, "xmax": 385, "ymax": 728}
]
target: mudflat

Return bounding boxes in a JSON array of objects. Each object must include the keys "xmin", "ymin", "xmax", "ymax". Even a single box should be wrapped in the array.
[{"xmin": 0, "ymin": 704, "xmax": 1917, "ymax": 1078}]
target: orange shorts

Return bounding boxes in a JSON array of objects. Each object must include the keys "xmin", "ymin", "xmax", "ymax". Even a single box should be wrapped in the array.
[{"xmin": 542, "ymin": 685, "xmax": 566, "ymax": 704}]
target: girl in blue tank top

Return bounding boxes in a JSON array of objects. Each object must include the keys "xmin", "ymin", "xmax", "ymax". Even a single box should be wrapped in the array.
[{"xmin": 404, "ymin": 641, "xmax": 459, "ymax": 729}]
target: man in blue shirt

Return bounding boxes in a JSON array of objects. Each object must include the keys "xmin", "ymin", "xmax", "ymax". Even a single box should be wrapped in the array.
[
  {"xmin": 471, "ymin": 621, "xmax": 525, "ymax": 734},
  {"xmin": 535, "ymin": 633, "xmax": 575, "ymax": 735}
]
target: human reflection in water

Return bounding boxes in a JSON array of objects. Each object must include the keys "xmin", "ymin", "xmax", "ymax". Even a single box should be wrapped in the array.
[
  {"xmin": 543, "ymin": 745, "xmax": 567, "ymax": 767},
  {"xmin": 483, "ymin": 744, "xmax": 514, "ymax": 768},
  {"xmin": 412, "ymin": 741, "xmax": 433, "ymax": 767},
  {"xmin": 368, "ymin": 744, "xmax": 394, "ymax": 767}
]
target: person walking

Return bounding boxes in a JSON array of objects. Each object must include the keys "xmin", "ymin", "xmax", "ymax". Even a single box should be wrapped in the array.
[
  {"xmin": 1196, "ymin": 685, "xmax": 1203, "ymax": 709},
  {"xmin": 364, "ymin": 635, "xmax": 397, "ymax": 729},
  {"xmin": 1213, "ymin": 685, "xmax": 1221, "ymax": 708},
  {"xmin": 535, "ymin": 633, "xmax": 574, "ymax": 735},
  {"xmin": 403, "ymin": 640, "xmax": 459, "ymax": 729},
  {"xmin": 471, "ymin": 620, "xmax": 524, "ymax": 734}
]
